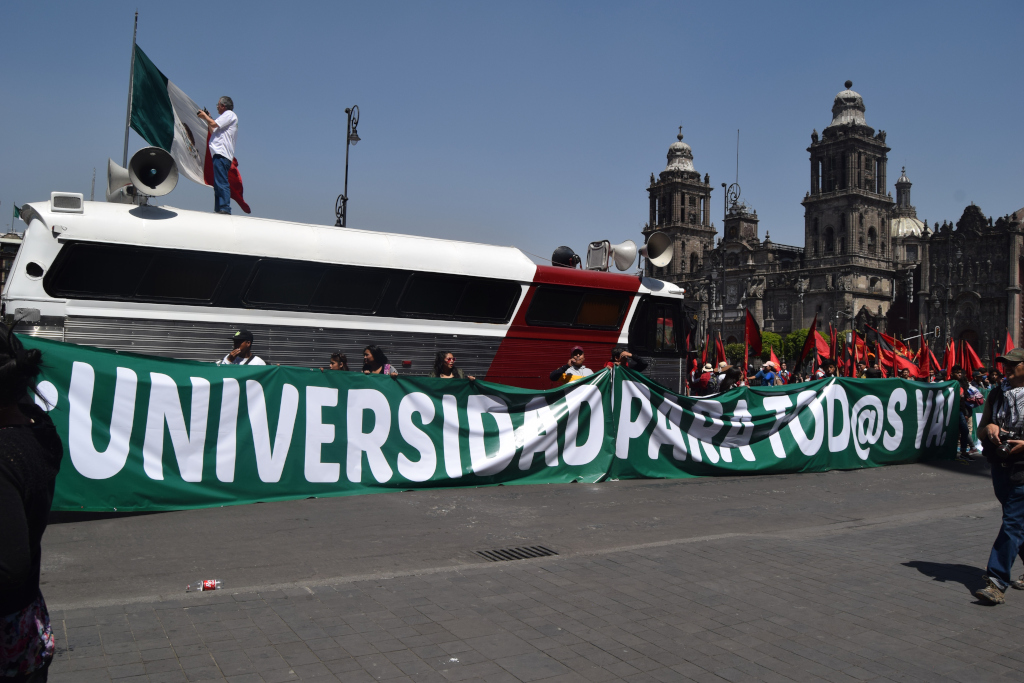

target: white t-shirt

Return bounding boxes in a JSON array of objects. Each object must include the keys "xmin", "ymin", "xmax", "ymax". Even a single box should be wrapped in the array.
[
  {"xmin": 209, "ymin": 110, "xmax": 238, "ymax": 160},
  {"xmin": 218, "ymin": 354, "xmax": 265, "ymax": 366}
]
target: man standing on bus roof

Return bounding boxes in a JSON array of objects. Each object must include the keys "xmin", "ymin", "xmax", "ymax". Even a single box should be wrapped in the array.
[
  {"xmin": 218, "ymin": 329, "xmax": 265, "ymax": 366},
  {"xmin": 198, "ymin": 96, "xmax": 238, "ymax": 215}
]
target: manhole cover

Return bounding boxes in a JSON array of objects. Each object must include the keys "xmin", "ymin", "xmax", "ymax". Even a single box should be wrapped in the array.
[{"xmin": 476, "ymin": 546, "xmax": 558, "ymax": 562}]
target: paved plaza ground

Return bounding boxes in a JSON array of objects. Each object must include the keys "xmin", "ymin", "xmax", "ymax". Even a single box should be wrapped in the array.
[{"xmin": 41, "ymin": 459, "xmax": 1024, "ymax": 682}]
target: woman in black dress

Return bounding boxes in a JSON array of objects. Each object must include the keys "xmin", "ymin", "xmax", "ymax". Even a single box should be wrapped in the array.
[{"xmin": 0, "ymin": 324, "xmax": 63, "ymax": 682}]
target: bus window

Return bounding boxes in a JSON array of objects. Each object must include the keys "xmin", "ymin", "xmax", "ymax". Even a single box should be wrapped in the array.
[
  {"xmin": 398, "ymin": 274, "xmax": 466, "ymax": 318},
  {"xmin": 45, "ymin": 243, "xmax": 152, "ymax": 299},
  {"xmin": 628, "ymin": 296, "xmax": 684, "ymax": 355},
  {"xmin": 526, "ymin": 286, "xmax": 629, "ymax": 329},
  {"xmin": 455, "ymin": 279, "xmax": 522, "ymax": 322},
  {"xmin": 136, "ymin": 252, "xmax": 229, "ymax": 302},
  {"xmin": 245, "ymin": 260, "xmax": 326, "ymax": 308},
  {"xmin": 311, "ymin": 265, "xmax": 392, "ymax": 314}
]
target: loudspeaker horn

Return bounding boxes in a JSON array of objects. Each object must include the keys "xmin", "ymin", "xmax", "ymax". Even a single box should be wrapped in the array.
[
  {"xmin": 609, "ymin": 239, "xmax": 637, "ymax": 271},
  {"xmin": 128, "ymin": 147, "xmax": 179, "ymax": 196},
  {"xmin": 640, "ymin": 231, "xmax": 673, "ymax": 268},
  {"xmin": 106, "ymin": 158, "xmax": 133, "ymax": 203}
]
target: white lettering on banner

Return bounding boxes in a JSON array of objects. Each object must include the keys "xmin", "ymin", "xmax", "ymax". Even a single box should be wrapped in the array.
[
  {"xmin": 441, "ymin": 395, "xmax": 463, "ymax": 479},
  {"xmin": 68, "ymin": 362, "xmax": 138, "ymax": 480},
  {"xmin": 686, "ymin": 400, "xmax": 725, "ymax": 463},
  {"xmin": 247, "ymin": 381, "xmax": 299, "ymax": 483},
  {"xmin": 563, "ymin": 385, "xmax": 604, "ymax": 466},
  {"xmin": 142, "ymin": 374, "xmax": 210, "ymax": 481},
  {"xmin": 517, "ymin": 397, "xmax": 559, "ymax": 470},
  {"xmin": 943, "ymin": 388, "xmax": 955, "ymax": 429},
  {"xmin": 305, "ymin": 386, "xmax": 339, "ymax": 483},
  {"xmin": 616, "ymin": 381, "xmax": 652, "ymax": 459},
  {"xmin": 825, "ymin": 383, "xmax": 850, "ymax": 453},
  {"xmin": 926, "ymin": 391, "xmax": 947, "ymax": 448},
  {"xmin": 648, "ymin": 397, "xmax": 687, "ymax": 461},
  {"xmin": 346, "ymin": 389, "xmax": 394, "ymax": 483},
  {"xmin": 723, "ymin": 400, "xmax": 756, "ymax": 462},
  {"xmin": 467, "ymin": 395, "xmax": 516, "ymax": 476},
  {"xmin": 216, "ymin": 379, "xmax": 239, "ymax": 482},
  {"xmin": 788, "ymin": 390, "xmax": 824, "ymax": 456},
  {"xmin": 914, "ymin": 389, "xmax": 933, "ymax": 449},
  {"xmin": 397, "ymin": 392, "xmax": 437, "ymax": 483},
  {"xmin": 762, "ymin": 395, "xmax": 794, "ymax": 459},
  {"xmin": 851, "ymin": 395, "xmax": 884, "ymax": 460},
  {"xmin": 34, "ymin": 380, "xmax": 57, "ymax": 412},
  {"xmin": 883, "ymin": 388, "xmax": 907, "ymax": 451}
]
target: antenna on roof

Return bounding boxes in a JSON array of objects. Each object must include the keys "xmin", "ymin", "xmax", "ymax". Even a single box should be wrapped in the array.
[
  {"xmin": 90, "ymin": 168, "xmax": 96, "ymax": 202},
  {"xmin": 736, "ymin": 129, "xmax": 740, "ymax": 185}
]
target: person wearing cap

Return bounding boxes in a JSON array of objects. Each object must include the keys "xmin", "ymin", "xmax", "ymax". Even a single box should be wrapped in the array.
[
  {"xmin": 975, "ymin": 347, "xmax": 1024, "ymax": 604},
  {"xmin": 754, "ymin": 361, "xmax": 778, "ymax": 387},
  {"xmin": 549, "ymin": 346, "xmax": 593, "ymax": 385},
  {"xmin": 218, "ymin": 330, "xmax": 265, "ymax": 366}
]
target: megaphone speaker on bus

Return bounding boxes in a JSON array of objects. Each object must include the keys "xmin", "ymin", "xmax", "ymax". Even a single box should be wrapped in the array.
[
  {"xmin": 640, "ymin": 232, "xmax": 673, "ymax": 268},
  {"xmin": 128, "ymin": 147, "xmax": 178, "ymax": 197},
  {"xmin": 106, "ymin": 158, "xmax": 133, "ymax": 203},
  {"xmin": 585, "ymin": 239, "xmax": 637, "ymax": 271}
]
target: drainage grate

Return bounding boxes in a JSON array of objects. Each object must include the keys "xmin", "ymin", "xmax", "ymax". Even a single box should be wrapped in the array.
[{"xmin": 476, "ymin": 546, "xmax": 558, "ymax": 562}]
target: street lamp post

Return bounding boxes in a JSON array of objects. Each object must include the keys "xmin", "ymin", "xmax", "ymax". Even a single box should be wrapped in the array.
[
  {"xmin": 335, "ymin": 105, "xmax": 361, "ymax": 227},
  {"xmin": 940, "ymin": 231, "xmax": 965, "ymax": 351}
]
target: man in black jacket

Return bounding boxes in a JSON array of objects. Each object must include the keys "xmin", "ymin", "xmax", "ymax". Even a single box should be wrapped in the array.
[{"xmin": 610, "ymin": 347, "xmax": 648, "ymax": 372}]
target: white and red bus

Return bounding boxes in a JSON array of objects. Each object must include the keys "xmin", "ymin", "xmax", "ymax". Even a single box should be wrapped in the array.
[{"xmin": 4, "ymin": 196, "xmax": 688, "ymax": 389}]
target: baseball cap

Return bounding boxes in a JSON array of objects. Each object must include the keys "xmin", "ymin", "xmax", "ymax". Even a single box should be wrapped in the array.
[
  {"xmin": 570, "ymin": 345, "xmax": 584, "ymax": 356},
  {"xmin": 996, "ymin": 348, "xmax": 1024, "ymax": 365},
  {"xmin": 233, "ymin": 329, "xmax": 254, "ymax": 344}
]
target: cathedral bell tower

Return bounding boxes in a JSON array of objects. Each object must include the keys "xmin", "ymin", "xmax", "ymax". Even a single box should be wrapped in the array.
[
  {"xmin": 642, "ymin": 128, "xmax": 714, "ymax": 284},
  {"xmin": 800, "ymin": 81, "xmax": 896, "ymax": 331}
]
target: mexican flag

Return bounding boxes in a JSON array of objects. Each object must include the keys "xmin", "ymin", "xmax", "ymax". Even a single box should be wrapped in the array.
[{"xmin": 129, "ymin": 45, "xmax": 249, "ymax": 212}]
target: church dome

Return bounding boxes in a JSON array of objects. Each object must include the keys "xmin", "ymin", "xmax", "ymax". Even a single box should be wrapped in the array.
[
  {"xmin": 826, "ymin": 80, "xmax": 867, "ymax": 129},
  {"xmin": 892, "ymin": 216, "xmax": 925, "ymax": 237},
  {"xmin": 896, "ymin": 166, "xmax": 911, "ymax": 185},
  {"xmin": 665, "ymin": 130, "xmax": 695, "ymax": 173}
]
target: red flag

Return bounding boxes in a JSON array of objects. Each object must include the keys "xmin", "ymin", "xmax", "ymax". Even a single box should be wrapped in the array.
[
  {"xmin": 1000, "ymin": 331, "xmax": 1015, "ymax": 373},
  {"xmin": 769, "ymin": 345, "xmax": 780, "ymax": 369},
  {"xmin": 745, "ymin": 309, "xmax": 762, "ymax": 356},
  {"xmin": 851, "ymin": 331, "xmax": 861, "ymax": 375},
  {"xmin": 877, "ymin": 342, "xmax": 888, "ymax": 378},
  {"xmin": 945, "ymin": 340, "xmax": 955, "ymax": 380},
  {"xmin": 829, "ymin": 323, "xmax": 838, "ymax": 362},
  {"xmin": 918, "ymin": 339, "xmax": 930, "ymax": 378},
  {"xmin": 204, "ymin": 131, "xmax": 252, "ymax": 214},
  {"xmin": 815, "ymin": 329, "xmax": 830, "ymax": 360},
  {"xmin": 929, "ymin": 347, "xmax": 942, "ymax": 377},
  {"xmin": 715, "ymin": 334, "xmax": 726, "ymax": 368},
  {"xmin": 963, "ymin": 340, "xmax": 983, "ymax": 375},
  {"xmin": 700, "ymin": 334, "xmax": 708, "ymax": 367},
  {"xmin": 799, "ymin": 315, "xmax": 819, "ymax": 366},
  {"xmin": 892, "ymin": 352, "xmax": 922, "ymax": 378}
]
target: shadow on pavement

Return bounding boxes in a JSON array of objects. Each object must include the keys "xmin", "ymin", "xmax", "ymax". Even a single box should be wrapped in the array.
[
  {"xmin": 48, "ymin": 510, "xmax": 163, "ymax": 525},
  {"xmin": 922, "ymin": 456, "xmax": 991, "ymax": 478},
  {"xmin": 903, "ymin": 561, "xmax": 988, "ymax": 593}
]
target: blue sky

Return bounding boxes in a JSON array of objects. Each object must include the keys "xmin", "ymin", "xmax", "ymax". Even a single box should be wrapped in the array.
[{"xmin": 2, "ymin": 1, "xmax": 1021, "ymax": 265}]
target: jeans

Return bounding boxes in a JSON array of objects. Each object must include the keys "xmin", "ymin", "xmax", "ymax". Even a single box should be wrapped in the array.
[
  {"xmin": 986, "ymin": 463, "xmax": 1024, "ymax": 590},
  {"xmin": 959, "ymin": 413, "xmax": 972, "ymax": 452},
  {"xmin": 212, "ymin": 155, "xmax": 231, "ymax": 214}
]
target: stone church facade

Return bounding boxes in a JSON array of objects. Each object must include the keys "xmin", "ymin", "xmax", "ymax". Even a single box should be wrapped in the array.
[{"xmin": 643, "ymin": 81, "xmax": 1023, "ymax": 356}]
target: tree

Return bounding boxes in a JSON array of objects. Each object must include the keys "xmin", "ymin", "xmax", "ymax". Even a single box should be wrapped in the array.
[
  {"xmin": 759, "ymin": 331, "xmax": 783, "ymax": 362},
  {"xmin": 724, "ymin": 343, "xmax": 745, "ymax": 365},
  {"xmin": 785, "ymin": 328, "xmax": 809, "ymax": 362}
]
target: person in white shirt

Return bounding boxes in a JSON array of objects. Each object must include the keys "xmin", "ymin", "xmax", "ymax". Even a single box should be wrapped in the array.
[
  {"xmin": 218, "ymin": 329, "xmax": 265, "ymax": 366},
  {"xmin": 198, "ymin": 96, "xmax": 238, "ymax": 214}
]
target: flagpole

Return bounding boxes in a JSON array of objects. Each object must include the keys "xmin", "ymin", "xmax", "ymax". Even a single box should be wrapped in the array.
[{"xmin": 122, "ymin": 11, "xmax": 138, "ymax": 167}]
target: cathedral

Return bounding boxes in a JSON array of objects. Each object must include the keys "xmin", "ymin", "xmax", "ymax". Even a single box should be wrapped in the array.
[{"xmin": 643, "ymin": 81, "xmax": 1023, "ymax": 357}]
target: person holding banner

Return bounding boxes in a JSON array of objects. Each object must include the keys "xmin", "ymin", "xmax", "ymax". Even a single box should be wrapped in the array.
[
  {"xmin": 976, "ymin": 348, "xmax": 1024, "ymax": 604},
  {"xmin": 431, "ymin": 352, "xmax": 475, "ymax": 380},
  {"xmin": 218, "ymin": 330, "xmax": 265, "ymax": 366},
  {"xmin": 550, "ymin": 346, "xmax": 593, "ymax": 385},
  {"xmin": 328, "ymin": 352, "xmax": 349, "ymax": 371},
  {"xmin": 0, "ymin": 324, "xmax": 63, "ymax": 681},
  {"xmin": 363, "ymin": 346, "xmax": 398, "ymax": 378}
]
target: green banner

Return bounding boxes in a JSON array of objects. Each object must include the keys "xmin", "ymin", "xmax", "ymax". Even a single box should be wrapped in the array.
[
  {"xmin": 611, "ymin": 368, "xmax": 959, "ymax": 479},
  {"xmin": 19, "ymin": 337, "xmax": 957, "ymax": 512}
]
